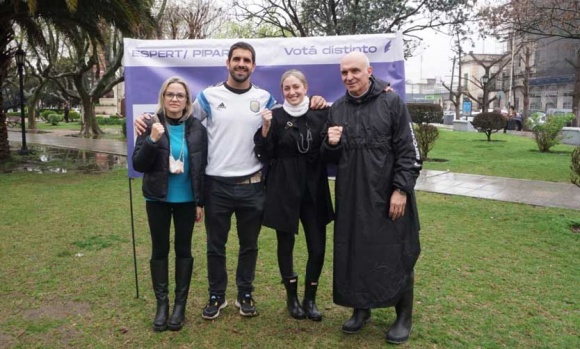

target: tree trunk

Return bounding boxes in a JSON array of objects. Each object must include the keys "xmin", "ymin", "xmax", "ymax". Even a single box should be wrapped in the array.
[
  {"xmin": 26, "ymin": 82, "xmax": 47, "ymax": 130},
  {"xmin": 0, "ymin": 109, "xmax": 8, "ymax": 161},
  {"xmin": 79, "ymin": 98, "xmax": 103, "ymax": 136},
  {"xmin": 522, "ymin": 46, "xmax": 532, "ymax": 129},
  {"xmin": 573, "ymin": 50, "xmax": 580, "ymax": 127},
  {"xmin": 0, "ymin": 22, "xmax": 13, "ymax": 162}
]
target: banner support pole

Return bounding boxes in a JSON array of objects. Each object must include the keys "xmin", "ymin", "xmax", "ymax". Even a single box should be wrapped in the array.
[{"xmin": 129, "ymin": 177, "xmax": 139, "ymax": 299}]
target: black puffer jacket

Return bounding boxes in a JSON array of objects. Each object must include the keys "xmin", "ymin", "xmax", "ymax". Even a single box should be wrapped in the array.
[{"xmin": 132, "ymin": 113, "xmax": 207, "ymax": 206}]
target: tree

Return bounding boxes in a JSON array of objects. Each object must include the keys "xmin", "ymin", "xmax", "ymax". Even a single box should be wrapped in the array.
[
  {"xmin": 157, "ymin": 0, "xmax": 225, "ymax": 39},
  {"xmin": 0, "ymin": 0, "xmax": 155, "ymax": 161},
  {"xmin": 441, "ymin": 16, "xmax": 475, "ymax": 121},
  {"xmin": 571, "ymin": 146, "xmax": 580, "ymax": 187},
  {"xmin": 480, "ymin": 0, "xmax": 580, "ymax": 126},
  {"xmin": 478, "ymin": 5, "xmax": 541, "ymax": 128},
  {"xmin": 471, "ymin": 111, "xmax": 506, "ymax": 141},
  {"xmin": 461, "ymin": 52, "xmax": 512, "ymax": 112},
  {"xmin": 233, "ymin": 0, "xmax": 474, "ymax": 54},
  {"xmin": 49, "ymin": 29, "xmax": 126, "ymax": 136},
  {"xmin": 23, "ymin": 24, "xmax": 68, "ymax": 130}
]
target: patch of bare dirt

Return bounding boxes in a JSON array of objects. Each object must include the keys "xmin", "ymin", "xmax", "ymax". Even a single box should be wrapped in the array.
[
  {"xmin": 20, "ymin": 300, "xmax": 90, "ymax": 321},
  {"xmin": 0, "ymin": 331, "xmax": 16, "ymax": 349},
  {"xmin": 570, "ymin": 223, "xmax": 580, "ymax": 234}
]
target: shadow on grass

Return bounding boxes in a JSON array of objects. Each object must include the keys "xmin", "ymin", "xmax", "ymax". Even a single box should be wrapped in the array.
[
  {"xmin": 471, "ymin": 139, "xmax": 508, "ymax": 143},
  {"xmin": 425, "ymin": 158, "xmax": 448, "ymax": 163},
  {"xmin": 526, "ymin": 149, "xmax": 573, "ymax": 155}
]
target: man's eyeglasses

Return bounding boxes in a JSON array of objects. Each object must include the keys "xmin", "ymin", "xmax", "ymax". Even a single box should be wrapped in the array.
[{"xmin": 164, "ymin": 92, "xmax": 187, "ymax": 101}]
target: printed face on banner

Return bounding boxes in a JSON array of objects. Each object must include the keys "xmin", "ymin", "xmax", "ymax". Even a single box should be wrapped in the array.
[
  {"xmin": 282, "ymin": 75, "xmax": 308, "ymax": 106},
  {"xmin": 340, "ymin": 54, "xmax": 373, "ymax": 97},
  {"xmin": 226, "ymin": 49, "xmax": 256, "ymax": 86}
]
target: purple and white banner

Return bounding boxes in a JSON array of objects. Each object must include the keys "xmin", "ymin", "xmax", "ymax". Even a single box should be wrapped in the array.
[{"xmin": 124, "ymin": 33, "xmax": 406, "ymax": 178}]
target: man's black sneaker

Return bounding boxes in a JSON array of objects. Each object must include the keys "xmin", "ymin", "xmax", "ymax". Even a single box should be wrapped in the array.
[
  {"xmin": 202, "ymin": 295, "xmax": 227, "ymax": 320},
  {"xmin": 235, "ymin": 293, "xmax": 258, "ymax": 317}
]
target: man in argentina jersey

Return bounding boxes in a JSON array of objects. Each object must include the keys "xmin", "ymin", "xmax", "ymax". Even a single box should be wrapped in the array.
[{"xmin": 195, "ymin": 42, "xmax": 275, "ymax": 319}]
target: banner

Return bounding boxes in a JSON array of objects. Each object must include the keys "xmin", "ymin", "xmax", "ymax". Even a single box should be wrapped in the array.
[{"xmin": 124, "ymin": 33, "xmax": 406, "ymax": 178}]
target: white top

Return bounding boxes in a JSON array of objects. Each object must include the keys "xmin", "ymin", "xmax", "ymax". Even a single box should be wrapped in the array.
[{"xmin": 193, "ymin": 82, "xmax": 277, "ymax": 177}]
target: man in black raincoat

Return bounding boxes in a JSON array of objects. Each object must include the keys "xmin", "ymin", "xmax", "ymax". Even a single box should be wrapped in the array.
[{"xmin": 321, "ymin": 52, "xmax": 422, "ymax": 345}]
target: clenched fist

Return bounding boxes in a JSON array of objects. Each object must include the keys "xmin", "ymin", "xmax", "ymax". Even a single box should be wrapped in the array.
[
  {"xmin": 260, "ymin": 109, "xmax": 273, "ymax": 137},
  {"xmin": 327, "ymin": 126, "xmax": 343, "ymax": 145},
  {"xmin": 150, "ymin": 122, "xmax": 165, "ymax": 142}
]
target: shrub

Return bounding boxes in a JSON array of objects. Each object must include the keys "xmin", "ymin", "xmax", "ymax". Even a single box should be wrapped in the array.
[
  {"xmin": 47, "ymin": 113, "xmax": 63, "ymax": 126},
  {"xmin": 526, "ymin": 112, "xmax": 575, "ymax": 152},
  {"xmin": 572, "ymin": 147, "xmax": 580, "ymax": 187},
  {"xmin": 407, "ymin": 103, "xmax": 443, "ymax": 124},
  {"xmin": 69, "ymin": 111, "xmax": 81, "ymax": 121},
  {"xmin": 96, "ymin": 116, "xmax": 124, "ymax": 125},
  {"xmin": 414, "ymin": 124, "xmax": 439, "ymax": 160},
  {"xmin": 40, "ymin": 109, "xmax": 56, "ymax": 122},
  {"xmin": 407, "ymin": 103, "xmax": 442, "ymax": 160},
  {"xmin": 471, "ymin": 112, "xmax": 506, "ymax": 142}
]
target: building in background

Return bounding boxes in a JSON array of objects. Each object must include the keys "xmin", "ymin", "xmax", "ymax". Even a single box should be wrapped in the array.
[{"xmin": 405, "ymin": 78, "xmax": 450, "ymax": 109}]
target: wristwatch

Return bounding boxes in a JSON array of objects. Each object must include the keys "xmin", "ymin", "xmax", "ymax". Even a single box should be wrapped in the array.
[{"xmin": 395, "ymin": 188, "xmax": 406, "ymax": 195}]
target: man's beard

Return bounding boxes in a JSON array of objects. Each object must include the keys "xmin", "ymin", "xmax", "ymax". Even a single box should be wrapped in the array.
[{"xmin": 230, "ymin": 68, "xmax": 250, "ymax": 83}]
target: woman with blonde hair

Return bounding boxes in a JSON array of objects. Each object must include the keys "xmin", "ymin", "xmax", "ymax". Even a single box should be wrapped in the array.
[
  {"xmin": 132, "ymin": 76, "xmax": 207, "ymax": 331},
  {"xmin": 254, "ymin": 69, "xmax": 334, "ymax": 321}
]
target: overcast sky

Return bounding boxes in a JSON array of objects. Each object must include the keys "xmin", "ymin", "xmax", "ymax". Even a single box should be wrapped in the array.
[{"xmin": 404, "ymin": 30, "xmax": 506, "ymax": 83}]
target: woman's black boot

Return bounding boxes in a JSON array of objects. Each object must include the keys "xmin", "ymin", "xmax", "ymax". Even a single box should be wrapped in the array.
[
  {"xmin": 386, "ymin": 274, "xmax": 414, "ymax": 344},
  {"xmin": 342, "ymin": 308, "xmax": 371, "ymax": 334},
  {"xmin": 303, "ymin": 282, "xmax": 322, "ymax": 321},
  {"xmin": 150, "ymin": 259, "xmax": 169, "ymax": 332},
  {"xmin": 168, "ymin": 257, "xmax": 193, "ymax": 331},
  {"xmin": 283, "ymin": 276, "xmax": 306, "ymax": 319}
]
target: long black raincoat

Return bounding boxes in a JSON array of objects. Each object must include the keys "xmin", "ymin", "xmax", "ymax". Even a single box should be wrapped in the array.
[
  {"xmin": 254, "ymin": 107, "xmax": 334, "ymax": 234},
  {"xmin": 321, "ymin": 78, "xmax": 422, "ymax": 309}
]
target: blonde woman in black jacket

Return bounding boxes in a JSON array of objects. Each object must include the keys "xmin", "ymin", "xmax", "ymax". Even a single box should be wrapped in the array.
[
  {"xmin": 254, "ymin": 70, "xmax": 334, "ymax": 321},
  {"xmin": 132, "ymin": 77, "xmax": 207, "ymax": 332}
]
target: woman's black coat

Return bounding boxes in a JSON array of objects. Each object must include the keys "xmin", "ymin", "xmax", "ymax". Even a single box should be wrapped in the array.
[
  {"xmin": 254, "ymin": 107, "xmax": 334, "ymax": 233},
  {"xmin": 132, "ymin": 113, "xmax": 207, "ymax": 206}
]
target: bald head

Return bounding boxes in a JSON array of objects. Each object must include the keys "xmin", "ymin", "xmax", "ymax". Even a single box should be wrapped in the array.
[
  {"xmin": 340, "ymin": 52, "xmax": 373, "ymax": 97},
  {"xmin": 340, "ymin": 51, "xmax": 371, "ymax": 68}
]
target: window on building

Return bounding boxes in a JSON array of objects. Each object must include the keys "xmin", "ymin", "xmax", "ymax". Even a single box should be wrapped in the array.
[{"xmin": 464, "ymin": 73, "xmax": 468, "ymax": 87}]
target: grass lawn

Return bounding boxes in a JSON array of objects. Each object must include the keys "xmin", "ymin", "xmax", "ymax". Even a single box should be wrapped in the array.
[
  {"xmin": 423, "ymin": 129, "xmax": 576, "ymax": 182},
  {"xmin": 0, "ymin": 169, "xmax": 578, "ymax": 348}
]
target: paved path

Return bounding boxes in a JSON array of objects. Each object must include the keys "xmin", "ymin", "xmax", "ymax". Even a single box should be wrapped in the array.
[
  {"xmin": 416, "ymin": 170, "xmax": 580, "ymax": 210},
  {"xmin": 9, "ymin": 130, "xmax": 580, "ymax": 210},
  {"xmin": 9, "ymin": 130, "xmax": 127, "ymax": 155}
]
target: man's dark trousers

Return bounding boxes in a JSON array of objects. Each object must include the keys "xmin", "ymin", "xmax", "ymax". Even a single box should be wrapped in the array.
[{"xmin": 204, "ymin": 176, "xmax": 264, "ymax": 297}]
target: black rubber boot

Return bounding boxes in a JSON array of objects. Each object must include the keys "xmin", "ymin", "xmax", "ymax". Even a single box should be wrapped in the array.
[
  {"xmin": 168, "ymin": 257, "xmax": 193, "ymax": 331},
  {"xmin": 150, "ymin": 259, "xmax": 169, "ymax": 332},
  {"xmin": 342, "ymin": 308, "xmax": 371, "ymax": 334},
  {"xmin": 303, "ymin": 282, "xmax": 322, "ymax": 321},
  {"xmin": 386, "ymin": 274, "xmax": 415, "ymax": 344},
  {"xmin": 283, "ymin": 276, "xmax": 306, "ymax": 320}
]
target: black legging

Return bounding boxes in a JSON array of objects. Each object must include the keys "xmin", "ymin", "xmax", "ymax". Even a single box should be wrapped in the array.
[
  {"xmin": 276, "ymin": 199, "xmax": 326, "ymax": 283},
  {"xmin": 146, "ymin": 201, "xmax": 197, "ymax": 260}
]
